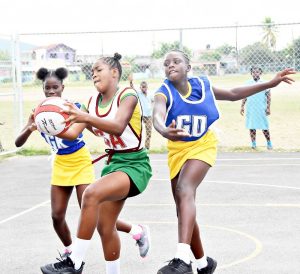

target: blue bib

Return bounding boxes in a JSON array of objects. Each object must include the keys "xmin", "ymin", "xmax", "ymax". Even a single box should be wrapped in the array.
[{"xmin": 157, "ymin": 76, "xmax": 219, "ymax": 141}]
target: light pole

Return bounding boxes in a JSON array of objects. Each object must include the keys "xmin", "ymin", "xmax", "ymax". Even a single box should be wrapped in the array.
[{"xmin": 235, "ymin": 22, "xmax": 239, "ymax": 72}]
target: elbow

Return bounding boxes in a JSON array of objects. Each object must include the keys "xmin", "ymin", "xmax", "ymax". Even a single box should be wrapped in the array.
[
  {"xmin": 15, "ymin": 141, "xmax": 21, "ymax": 147},
  {"xmin": 15, "ymin": 138, "xmax": 23, "ymax": 147},
  {"xmin": 111, "ymin": 127, "xmax": 125, "ymax": 137},
  {"xmin": 106, "ymin": 123, "xmax": 125, "ymax": 136},
  {"xmin": 229, "ymin": 93, "xmax": 241, "ymax": 102}
]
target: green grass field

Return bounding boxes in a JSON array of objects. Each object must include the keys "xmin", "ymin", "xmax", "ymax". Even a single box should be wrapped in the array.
[{"xmin": 1, "ymin": 73, "xmax": 299, "ymax": 155}]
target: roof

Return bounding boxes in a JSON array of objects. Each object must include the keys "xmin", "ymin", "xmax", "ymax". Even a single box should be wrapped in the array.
[{"xmin": 33, "ymin": 43, "xmax": 76, "ymax": 52}]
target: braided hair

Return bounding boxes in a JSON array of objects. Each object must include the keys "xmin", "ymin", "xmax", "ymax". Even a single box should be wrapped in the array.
[
  {"xmin": 36, "ymin": 67, "xmax": 68, "ymax": 83},
  {"xmin": 98, "ymin": 53, "xmax": 122, "ymax": 80},
  {"xmin": 168, "ymin": 49, "xmax": 190, "ymax": 64}
]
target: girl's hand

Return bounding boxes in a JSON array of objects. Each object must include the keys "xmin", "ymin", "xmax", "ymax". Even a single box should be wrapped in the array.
[
  {"xmin": 27, "ymin": 111, "xmax": 37, "ymax": 132},
  {"xmin": 62, "ymin": 102, "xmax": 89, "ymax": 126},
  {"xmin": 162, "ymin": 120, "xmax": 191, "ymax": 141},
  {"xmin": 269, "ymin": 68, "xmax": 296, "ymax": 88}
]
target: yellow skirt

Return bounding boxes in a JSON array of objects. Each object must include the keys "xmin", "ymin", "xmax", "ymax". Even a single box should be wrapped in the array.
[
  {"xmin": 167, "ymin": 130, "xmax": 218, "ymax": 180},
  {"xmin": 51, "ymin": 146, "xmax": 95, "ymax": 186}
]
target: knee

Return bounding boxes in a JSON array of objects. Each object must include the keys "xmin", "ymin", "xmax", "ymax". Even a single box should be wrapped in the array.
[
  {"xmin": 51, "ymin": 210, "xmax": 65, "ymax": 225},
  {"xmin": 174, "ymin": 183, "xmax": 194, "ymax": 202},
  {"xmin": 97, "ymin": 223, "xmax": 117, "ymax": 238},
  {"xmin": 82, "ymin": 186, "xmax": 99, "ymax": 206}
]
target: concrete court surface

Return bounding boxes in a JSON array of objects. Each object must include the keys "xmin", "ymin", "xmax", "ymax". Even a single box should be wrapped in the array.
[{"xmin": 0, "ymin": 152, "xmax": 299, "ymax": 274}]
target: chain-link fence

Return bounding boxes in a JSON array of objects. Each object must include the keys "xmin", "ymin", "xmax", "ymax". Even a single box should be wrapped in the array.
[
  {"xmin": 0, "ymin": 34, "xmax": 23, "ymax": 155},
  {"xmin": 1, "ymin": 23, "xmax": 299, "ymax": 154}
]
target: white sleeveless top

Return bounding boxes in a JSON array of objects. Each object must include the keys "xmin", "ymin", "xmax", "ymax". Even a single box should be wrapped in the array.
[{"xmin": 87, "ymin": 87, "xmax": 143, "ymax": 151}]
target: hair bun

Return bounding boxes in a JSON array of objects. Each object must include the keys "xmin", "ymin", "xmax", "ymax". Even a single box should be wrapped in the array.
[
  {"xmin": 113, "ymin": 52, "xmax": 122, "ymax": 61},
  {"xmin": 36, "ymin": 67, "xmax": 49, "ymax": 81},
  {"xmin": 55, "ymin": 67, "xmax": 68, "ymax": 80}
]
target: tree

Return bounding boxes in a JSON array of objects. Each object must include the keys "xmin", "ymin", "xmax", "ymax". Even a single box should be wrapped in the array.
[
  {"xmin": 284, "ymin": 37, "xmax": 300, "ymax": 70},
  {"xmin": 239, "ymin": 42, "xmax": 276, "ymax": 69},
  {"xmin": 151, "ymin": 41, "xmax": 192, "ymax": 59},
  {"xmin": 215, "ymin": 44, "xmax": 235, "ymax": 56},
  {"xmin": 199, "ymin": 51, "xmax": 221, "ymax": 62},
  {"xmin": 0, "ymin": 50, "xmax": 10, "ymax": 60},
  {"xmin": 262, "ymin": 17, "xmax": 278, "ymax": 50}
]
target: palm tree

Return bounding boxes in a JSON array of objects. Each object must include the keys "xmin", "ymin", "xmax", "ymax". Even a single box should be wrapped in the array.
[{"xmin": 262, "ymin": 17, "xmax": 278, "ymax": 50}]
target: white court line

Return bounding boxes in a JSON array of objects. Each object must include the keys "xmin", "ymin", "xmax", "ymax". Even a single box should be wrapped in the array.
[
  {"xmin": 2, "ymin": 179, "xmax": 299, "ymax": 224},
  {"xmin": 150, "ymin": 157, "xmax": 300, "ymax": 162},
  {"xmin": 151, "ymin": 163, "xmax": 300, "ymax": 167},
  {"xmin": 212, "ymin": 163, "xmax": 300, "ymax": 166},
  {"xmin": 125, "ymin": 203, "xmax": 300, "ymax": 207},
  {"xmin": 206, "ymin": 180, "xmax": 300, "ymax": 190},
  {"xmin": 64, "ymin": 203, "xmax": 300, "ymax": 208},
  {"xmin": 151, "ymin": 157, "xmax": 300, "ymax": 162},
  {"xmin": 151, "ymin": 178, "xmax": 300, "ymax": 190},
  {"xmin": 0, "ymin": 200, "xmax": 50, "ymax": 225}
]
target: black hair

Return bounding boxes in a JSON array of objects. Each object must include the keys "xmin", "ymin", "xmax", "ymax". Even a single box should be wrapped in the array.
[
  {"xmin": 98, "ymin": 52, "xmax": 122, "ymax": 80},
  {"xmin": 168, "ymin": 49, "xmax": 190, "ymax": 64},
  {"xmin": 250, "ymin": 66, "xmax": 263, "ymax": 73},
  {"xmin": 140, "ymin": 81, "xmax": 147, "ymax": 86},
  {"xmin": 36, "ymin": 67, "xmax": 68, "ymax": 83}
]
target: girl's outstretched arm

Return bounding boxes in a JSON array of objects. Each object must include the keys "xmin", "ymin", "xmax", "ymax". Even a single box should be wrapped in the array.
[{"xmin": 213, "ymin": 68, "xmax": 296, "ymax": 101}]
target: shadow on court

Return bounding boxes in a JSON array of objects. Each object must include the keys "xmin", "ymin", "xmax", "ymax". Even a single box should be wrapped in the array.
[{"xmin": 0, "ymin": 152, "xmax": 299, "ymax": 274}]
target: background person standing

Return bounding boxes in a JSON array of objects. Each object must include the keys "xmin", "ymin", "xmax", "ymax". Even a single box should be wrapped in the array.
[
  {"xmin": 240, "ymin": 66, "xmax": 273, "ymax": 150},
  {"xmin": 137, "ymin": 81, "xmax": 153, "ymax": 150}
]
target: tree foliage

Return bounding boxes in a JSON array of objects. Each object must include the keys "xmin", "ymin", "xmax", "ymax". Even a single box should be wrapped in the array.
[
  {"xmin": 239, "ymin": 42, "xmax": 276, "ymax": 66},
  {"xmin": 262, "ymin": 17, "xmax": 278, "ymax": 50},
  {"xmin": 151, "ymin": 41, "xmax": 192, "ymax": 59},
  {"xmin": 0, "ymin": 50, "xmax": 10, "ymax": 61},
  {"xmin": 197, "ymin": 44, "xmax": 235, "ymax": 62}
]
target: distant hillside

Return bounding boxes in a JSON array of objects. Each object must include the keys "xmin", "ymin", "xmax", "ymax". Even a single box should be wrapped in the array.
[{"xmin": 0, "ymin": 38, "xmax": 36, "ymax": 53}]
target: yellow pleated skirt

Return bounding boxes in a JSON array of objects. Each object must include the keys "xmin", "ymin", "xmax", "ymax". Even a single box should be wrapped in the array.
[
  {"xmin": 167, "ymin": 130, "xmax": 218, "ymax": 180},
  {"xmin": 51, "ymin": 146, "xmax": 95, "ymax": 186}
]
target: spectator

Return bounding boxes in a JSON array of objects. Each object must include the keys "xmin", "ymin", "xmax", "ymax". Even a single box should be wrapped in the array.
[
  {"xmin": 137, "ymin": 81, "xmax": 153, "ymax": 150},
  {"xmin": 240, "ymin": 66, "xmax": 273, "ymax": 149}
]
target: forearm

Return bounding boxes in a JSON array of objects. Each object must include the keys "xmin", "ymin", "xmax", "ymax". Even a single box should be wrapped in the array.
[
  {"xmin": 215, "ymin": 82, "xmax": 273, "ymax": 101},
  {"xmin": 230, "ymin": 82, "xmax": 273, "ymax": 101},
  {"xmin": 85, "ymin": 115, "xmax": 126, "ymax": 136},
  {"xmin": 153, "ymin": 112, "xmax": 167, "ymax": 137},
  {"xmin": 15, "ymin": 128, "xmax": 33, "ymax": 147},
  {"xmin": 57, "ymin": 123, "xmax": 86, "ymax": 140}
]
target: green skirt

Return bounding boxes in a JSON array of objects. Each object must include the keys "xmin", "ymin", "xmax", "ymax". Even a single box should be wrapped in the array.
[{"xmin": 101, "ymin": 149, "xmax": 152, "ymax": 193}]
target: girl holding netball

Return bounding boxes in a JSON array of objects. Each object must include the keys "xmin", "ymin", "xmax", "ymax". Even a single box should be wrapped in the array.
[
  {"xmin": 40, "ymin": 53, "xmax": 152, "ymax": 274},
  {"xmin": 16, "ymin": 67, "xmax": 150, "ymax": 271},
  {"xmin": 153, "ymin": 49, "xmax": 295, "ymax": 274}
]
